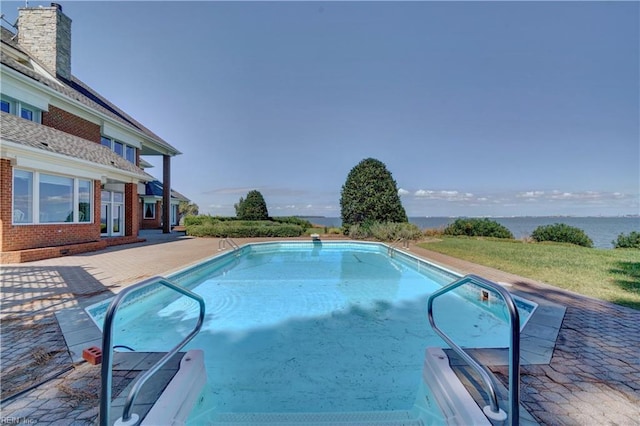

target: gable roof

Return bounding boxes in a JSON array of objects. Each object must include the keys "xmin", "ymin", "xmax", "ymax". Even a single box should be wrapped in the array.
[
  {"xmin": 0, "ymin": 25, "xmax": 181, "ymax": 156},
  {"xmin": 1, "ymin": 112, "xmax": 151, "ymax": 180}
]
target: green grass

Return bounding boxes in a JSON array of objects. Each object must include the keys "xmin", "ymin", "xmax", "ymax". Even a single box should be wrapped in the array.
[{"xmin": 417, "ymin": 237, "xmax": 640, "ymax": 310}]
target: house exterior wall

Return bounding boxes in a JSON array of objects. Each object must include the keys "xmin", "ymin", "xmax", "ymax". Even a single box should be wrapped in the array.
[
  {"xmin": 42, "ymin": 105, "xmax": 101, "ymax": 143},
  {"xmin": 0, "ymin": 159, "xmax": 101, "ymax": 253},
  {"xmin": 140, "ymin": 199, "xmax": 163, "ymax": 229}
]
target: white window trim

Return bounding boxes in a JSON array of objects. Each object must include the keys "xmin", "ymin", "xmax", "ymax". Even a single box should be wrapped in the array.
[
  {"xmin": 144, "ymin": 201, "xmax": 156, "ymax": 220},
  {"xmin": 1, "ymin": 95, "xmax": 42, "ymax": 123},
  {"xmin": 12, "ymin": 168, "xmax": 93, "ymax": 225},
  {"xmin": 100, "ymin": 135, "xmax": 137, "ymax": 164}
]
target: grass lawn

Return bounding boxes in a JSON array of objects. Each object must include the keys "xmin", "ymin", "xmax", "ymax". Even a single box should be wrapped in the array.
[{"xmin": 417, "ymin": 237, "xmax": 640, "ymax": 310}]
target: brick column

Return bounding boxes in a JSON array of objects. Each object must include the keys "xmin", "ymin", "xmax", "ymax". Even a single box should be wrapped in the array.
[
  {"xmin": 0, "ymin": 159, "xmax": 12, "ymax": 252},
  {"xmin": 124, "ymin": 182, "xmax": 139, "ymax": 237}
]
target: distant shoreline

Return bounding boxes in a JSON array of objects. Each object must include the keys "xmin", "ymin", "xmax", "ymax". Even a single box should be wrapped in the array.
[{"xmin": 289, "ymin": 215, "xmax": 639, "ymax": 219}]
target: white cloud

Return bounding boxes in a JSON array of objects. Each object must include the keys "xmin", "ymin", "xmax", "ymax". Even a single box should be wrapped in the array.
[
  {"xmin": 517, "ymin": 191, "xmax": 545, "ymax": 198},
  {"xmin": 414, "ymin": 189, "xmax": 474, "ymax": 201},
  {"xmin": 398, "ymin": 188, "xmax": 410, "ymax": 196}
]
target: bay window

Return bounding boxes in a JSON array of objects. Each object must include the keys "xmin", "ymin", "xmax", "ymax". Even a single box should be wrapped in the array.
[{"xmin": 12, "ymin": 169, "xmax": 93, "ymax": 224}]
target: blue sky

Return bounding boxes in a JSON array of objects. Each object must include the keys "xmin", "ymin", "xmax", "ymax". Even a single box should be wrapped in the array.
[{"xmin": 3, "ymin": 1, "xmax": 639, "ymax": 217}]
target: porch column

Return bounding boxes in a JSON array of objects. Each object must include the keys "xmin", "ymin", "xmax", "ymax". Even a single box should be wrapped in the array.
[{"xmin": 163, "ymin": 154, "xmax": 171, "ymax": 234}]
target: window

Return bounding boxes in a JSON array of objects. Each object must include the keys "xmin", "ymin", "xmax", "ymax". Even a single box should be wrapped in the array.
[
  {"xmin": 126, "ymin": 146, "xmax": 135, "ymax": 163},
  {"xmin": 113, "ymin": 141, "xmax": 123, "ymax": 157},
  {"xmin": 101, "ymin": 136, "xmax": 112, "ymax": 148},
  {"xmin": 12, "ymin": 169, "xmax": 93, "ymax": 224},
  {"xmin": 20, "ymin": 107, "xmax": 34, "ymax": 121},
  {"xmin": 39, "ymin": 174, "xmax": 74, "ymax": 223},
  {"xmin": 144, "ymin": 202, "xmax": 156, "ymax": 219},
  {"xmin": 13, "ymin": 170, "xmax": 33, "ymax": 223},
  {"xmin": 100, "ymin": 136, "xmax": 136, "ymax": 164},
  {"xmin": 1, "ymin": 96, "xmax": 41, "ymax": 122},
  {"xmin": 78, "ymin": 180, "xmax": 92, "ymax": 222}
]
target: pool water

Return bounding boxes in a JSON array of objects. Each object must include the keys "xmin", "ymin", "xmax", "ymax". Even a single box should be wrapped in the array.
[{"xmin": 89, "ymin": 242, "xmax": 533, "ymax": 419}]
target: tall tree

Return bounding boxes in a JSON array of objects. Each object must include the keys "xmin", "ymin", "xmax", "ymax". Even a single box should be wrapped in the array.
[
  {"xmin": 179, "ymin": 201, "xmax": 199, "ymax": 217},
  {"xmin": 340, "ymin": 158, "xmax": 408, "ymax": 228},
  {"xmin": 235, "ymin": 190, "xmax": 269, "ymax": 220}
]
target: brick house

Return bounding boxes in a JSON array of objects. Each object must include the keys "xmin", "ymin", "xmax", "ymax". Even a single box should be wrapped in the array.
[{"xmin": 0, "ymin": 4, "xmax": 184, "ymax": 263}]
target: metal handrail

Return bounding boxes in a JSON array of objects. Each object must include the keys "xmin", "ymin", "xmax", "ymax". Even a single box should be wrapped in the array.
[
  {"xmin": 218, "ymin": 237, "xmax": 240, "ymax": 251},
  {"xmin": 99, "ymin": 276, "xmax": 206, "ymax": 426},
  {"xmin": 387, "ymin": 238, "xmax": 409, "ymax": 256},
  {"xmin": 427, "ymin": 274, "xmax": 520, "ymax": 424}
]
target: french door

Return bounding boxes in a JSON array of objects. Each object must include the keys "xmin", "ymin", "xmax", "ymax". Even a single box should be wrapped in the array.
[{"xmin": 101, "ymin": 191, "xmax": 124, "ymax": 236}]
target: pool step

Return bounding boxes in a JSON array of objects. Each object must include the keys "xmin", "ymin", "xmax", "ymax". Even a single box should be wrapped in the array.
[{"xmin": 205, "ymin": 410, "xmax": 423, "ymax": 425}]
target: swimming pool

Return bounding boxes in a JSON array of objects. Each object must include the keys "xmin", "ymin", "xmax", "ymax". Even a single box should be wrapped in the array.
[{"xmin": 88, "ymin": 241, "xmax": 535, "ymax": 423}]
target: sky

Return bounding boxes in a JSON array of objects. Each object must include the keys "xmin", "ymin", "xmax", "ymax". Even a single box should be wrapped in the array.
[{"xmin": 2, "ymin": 1, "xmax": 639, "ymax": 217}]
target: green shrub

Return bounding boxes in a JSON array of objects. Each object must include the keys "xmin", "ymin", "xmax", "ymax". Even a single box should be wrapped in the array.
[
  {"xmin": 347, "ymin": 221, "xmax": 422, "ymax": 241},
  {"xmin": 443, "ymin": 218, "xmax": 514, "ymax": 239},
  {"xmin": 186, "ymin": 221, "xmax": 303, "ymax": 238},
  {"xmin": 531, "ymin": 223, "xmax": 593, "ymax": 247},
  {"xmin": 347, "ymin": 223, "xmax": 370, "ymax": 239},
  {"xmin": 613, "ymin": 231, "xmax": 640, "ymax": 249},
  {"xmin": 183, "ymin": 215, "xmax": 217, "ymax": 226}
]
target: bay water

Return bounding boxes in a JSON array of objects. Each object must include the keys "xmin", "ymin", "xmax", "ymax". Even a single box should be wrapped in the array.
[{"xmin": 308, "ymin": 216, "xmax": 639, "ymax": 249}]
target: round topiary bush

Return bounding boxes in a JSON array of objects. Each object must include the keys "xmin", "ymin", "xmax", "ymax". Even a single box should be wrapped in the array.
[
  {"xmin": 531, "ymin": 223, "xmax": 593, "ymax": 247},
  {"xmin": 443, "ymin": 218, "xmax": 514, "ymax": 239},
  {"xmin": 340, "ymin": 158, "xmax": 408, "ymax": 231}
]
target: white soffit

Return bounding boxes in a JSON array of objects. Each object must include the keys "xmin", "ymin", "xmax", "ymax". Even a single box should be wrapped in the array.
[
  {"xmin": 1, "ymin": 76, "xmax": 50, "ymax": 111},
  {"xmin": 102, "ymin": 122, "xmax": 143, "ymax": 149}
]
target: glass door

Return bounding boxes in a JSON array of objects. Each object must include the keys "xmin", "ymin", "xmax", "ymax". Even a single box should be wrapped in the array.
[{"xmin": 101, "ymin": 190, "xmax": 124, "ymax": 236}]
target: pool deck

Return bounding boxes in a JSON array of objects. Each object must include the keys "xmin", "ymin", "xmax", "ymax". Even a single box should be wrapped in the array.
[{"xmin": 1, "ymin": 232, "xmax": 639, "ymax": 425}]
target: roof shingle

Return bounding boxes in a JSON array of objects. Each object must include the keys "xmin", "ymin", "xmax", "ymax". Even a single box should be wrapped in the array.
[{"xmin": 0, "ymin": 112, "xmax": 152, "ymax": 180}]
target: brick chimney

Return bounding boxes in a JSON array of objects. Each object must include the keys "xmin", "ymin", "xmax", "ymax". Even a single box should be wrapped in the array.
[{"xmin": 17, "ymin": 3, "xmax": 72, "ymax": 80}]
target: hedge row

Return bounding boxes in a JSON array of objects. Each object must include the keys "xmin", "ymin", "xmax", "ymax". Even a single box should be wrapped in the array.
[{"xmin": 186, "ymin": 222, "xmax": 304, "ymax": 238}]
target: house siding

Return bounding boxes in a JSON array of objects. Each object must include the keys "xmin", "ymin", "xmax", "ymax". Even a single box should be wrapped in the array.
[
  {"xmin": 42, "ymin": 105, "xmax": 101, "ymax": 143},
  {"xmin": 140, "ymin": 199, "xmax": 162, "ymax": 229}
]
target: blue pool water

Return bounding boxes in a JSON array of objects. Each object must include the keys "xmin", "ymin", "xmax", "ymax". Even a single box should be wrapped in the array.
[{"xmin": 88, "ymin": 242, "xmax": 534, "ymax": 418}]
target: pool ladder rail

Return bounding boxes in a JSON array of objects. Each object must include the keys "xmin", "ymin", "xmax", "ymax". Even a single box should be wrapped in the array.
[
  {"xmin": 218, "ymin": 237, "xmax": 240, "ymax": 251},
  {"xmin": 387, "ymin": 237, "xmax": 410, "ymax": 256},
  {"xmin": 427, "ymin": 274, "xmax": 520, "ymax": 425},
  {"xmin": 99, "ymin": 276, "xmax": 205, "ymax": 426}
]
